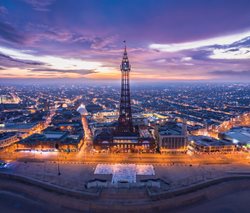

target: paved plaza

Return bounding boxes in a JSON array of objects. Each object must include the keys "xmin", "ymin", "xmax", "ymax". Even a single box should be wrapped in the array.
[{"xmin": 94, "ymin": 164, "xmax": 155, "ymax": 183}]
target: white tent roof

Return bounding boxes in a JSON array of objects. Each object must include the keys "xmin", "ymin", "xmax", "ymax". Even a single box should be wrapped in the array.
[{"xmin": 77, "ymin": 104, "xmax": 88, "ymax": 115}]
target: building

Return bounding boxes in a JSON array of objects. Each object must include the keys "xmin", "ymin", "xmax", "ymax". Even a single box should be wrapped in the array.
[
  {"xmin": 155, "ymin": 121, "xmax": 188, "ymax": 153},
  {"xmin": 116, "ymin": 41, "xmax": 133, "ymax": 133},
  {"xmin": 92, "ymin": 110, "xmax": 119, "ymax": 123},
  {"xmin": 55, "ymin": 122, "xmax": 82, "ymax": 133},
  {"xmin": 219, "ymin": 127, "xmax": 250, "ymax": 150},
  {"xmin": 94, "ymin": 129, "xmax": 155, "ymax": 153},
  {"xmin": 189, "ymin": 136, "xmax": 236, "ymax": 153},
  {"xmin": 85, "ymin": 104, "xmax": 103, "ymax": 113},
  {"xmin": 93, "ymin": 43, "xmax": 155, "ymax": 153},
  {"xmin": 138, "ymin": 127, "xmax": 155, "ymax": 152},
  {"xmin": 0, "ymin": 122, "xmax": 44, "ymax": 138},
  {"xmin": 0, "ymin": 132, "xmax": 19, "ymax": 148},
  {"xmin": 133, "ymin": 114, "xmax": 149, "ymax": 126},
  {"xmin": 111, "ymin": 42, "xmax": 143, "ymax": 152},
  {"xmin": 17, "ymin": 131, "xmax": 84, "ymax": 152}
]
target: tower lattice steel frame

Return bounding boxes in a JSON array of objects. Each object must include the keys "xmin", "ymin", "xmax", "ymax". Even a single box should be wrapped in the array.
[{"xmin": 117, "ymin": 41, "xmax": 133, "ymax": 133}]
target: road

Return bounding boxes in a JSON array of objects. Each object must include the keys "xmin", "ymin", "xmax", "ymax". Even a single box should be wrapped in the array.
[{"xmin": 1, "ymin": 149, "xmax": 249, "ymax": 165}]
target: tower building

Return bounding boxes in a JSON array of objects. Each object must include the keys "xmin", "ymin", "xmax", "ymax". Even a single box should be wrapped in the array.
[
  {"xmin": 117, "ymin": 41, "xmax": 133, "ymax": 133},
  {"xmin": 93, "ymin": 42, "xmax": 155, "ymax": 153}
]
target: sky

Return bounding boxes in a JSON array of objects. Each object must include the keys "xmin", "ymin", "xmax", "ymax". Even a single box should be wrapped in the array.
[{"xmin": 0, "ymin": 0, "xmax": 250, "ymax": 81}]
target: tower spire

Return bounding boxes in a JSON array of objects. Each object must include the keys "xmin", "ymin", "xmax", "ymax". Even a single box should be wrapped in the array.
[{"xmin": 123, "ymin": 40, "xmax": 127, "ymax": 53}]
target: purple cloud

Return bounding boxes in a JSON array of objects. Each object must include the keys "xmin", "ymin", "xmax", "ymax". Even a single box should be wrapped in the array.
[
  {"xmin": 30, "ymin": 68, "xmax": 96, "ymax": 75},
  {"xmin": 0, "ymin": 52, "xmax": 44, "ymax": 68},
  {"xmin": 0, "ymin": 21, "xmax": 26, "ymax": 44},
  {"xmin": 209, "ymin": 70, "xmax": 250, "ymax": 77}
]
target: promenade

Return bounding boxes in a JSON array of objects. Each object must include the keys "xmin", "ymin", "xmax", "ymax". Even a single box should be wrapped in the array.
[
  {"xmin": 1, "ymin": 150, "xmax": 250, "ymax": 212},
  {"xmin": 1, "ymin": 169, "xmax": 250, "ymax": 212}
]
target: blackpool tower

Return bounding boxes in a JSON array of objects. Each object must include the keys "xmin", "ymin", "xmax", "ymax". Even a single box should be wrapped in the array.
[{"xmin": 117, "ymin": 41, "xmax": 133, "ymax": 133}]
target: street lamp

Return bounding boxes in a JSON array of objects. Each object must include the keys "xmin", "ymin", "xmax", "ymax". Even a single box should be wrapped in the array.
[
  {"xmin": 55, "ymin": 143, "xmax": 61, "ymax": 176},
  {"xmin": 57, "ymin": 161, "xmax": 61, "ymax": 176}
]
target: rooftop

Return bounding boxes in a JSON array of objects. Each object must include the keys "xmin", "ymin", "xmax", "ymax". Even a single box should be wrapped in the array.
[
  {"xmin": 19, "ymin": 131, "xmax": 82, "ymax": 145},
  {"xmin": 190, "ymin": 136, "xmax": 234, "ymax": 147},
  {"xmin": 158, "ymin": 122, "xmax": 184, "ymax": 136},
  {"xmin": 223, "ymin": 127, "xmax": 250, "ymax": 144},
  {"xmin": 0, "ymin": 132, "xmax": 17, "ymax": 140},
  {"xmin": 77, "ymin": 104, "xmax": 88, "ymax": 115},
  {"xmin": 0, "ymin": 122, "xmax": 39, "ymax": 130}
]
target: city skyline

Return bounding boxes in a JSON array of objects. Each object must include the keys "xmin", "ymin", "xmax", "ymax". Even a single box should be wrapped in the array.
[
  {"xmin": 1, "ymin": 0, "xmax": 250, "ymax": 81},
  {"xmin": 1, "ymin": 1, "xmax": 250, "ymax": 212}
]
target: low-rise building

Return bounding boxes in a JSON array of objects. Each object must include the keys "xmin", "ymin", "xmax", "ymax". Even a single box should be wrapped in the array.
[
  {"xmin": 155, "ymin": 121, "xmax": 188, "ymax": 153},
  {"xmin": 17, "ymin": 131, "xmax": 83, "ymax": 152},
  {"xmin": 189, "ymin": 136, "xmax": 236, "ymax": 153},
  {"xmin": 0, "ymin": 132, "xmax": 19, "ymax": 148},
  {"xmin": 0, "ymin": 122, "xmax": 44, "ymax": 137},
  {"xmin": 219, "ymin": 127, "xmax": 250, "ymax": 147}
]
